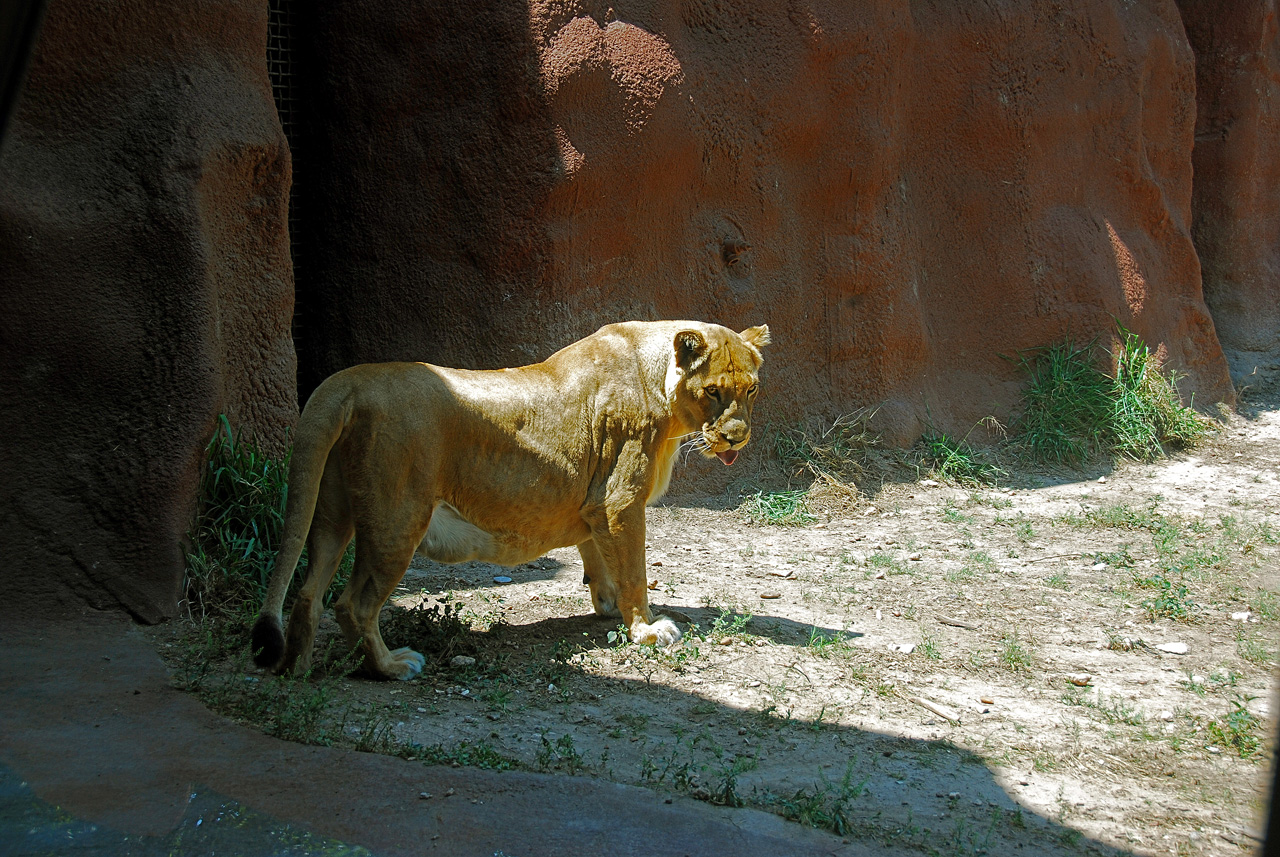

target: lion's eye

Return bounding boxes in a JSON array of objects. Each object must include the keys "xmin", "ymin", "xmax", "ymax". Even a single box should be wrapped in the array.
[
  {"xmin": 747, "ymin": 384, "xmax": 759, "ymax": 396},
  {"xmin": 704, "ymin": 386, "xmax": 720, "ymax": 400}
]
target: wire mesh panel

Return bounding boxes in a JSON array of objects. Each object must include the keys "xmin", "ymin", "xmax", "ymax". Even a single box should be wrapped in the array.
[{"xmin": 267, "ymin": 0, "xmax": 304, "ymax": 352}]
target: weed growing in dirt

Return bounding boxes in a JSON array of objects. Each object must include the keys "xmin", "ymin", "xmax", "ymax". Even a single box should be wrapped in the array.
[
  {"xmin": 767, "ymin": 760, "xmax": 869, "ymax": 837},
  {"xmin": 537, "ymin": 732, "xmax": 585, "ymax": 773},
  {"xmin": 998, "ymin": 631, "xmax": 1034, "ymax": 672},
  {"xmin": 379, "ymin": 595, "xmax": 476, "ymax": 664},
  {"xmin": 740, "ymin": 489, "xmax": 817, "ymax": 526},
  {"xmin": 1132, "ymin": 571, "xmax": 1196, "ymax": 621},
  {"xmin": 1205, "ymin": 695, "xmax": 1263, "ymax": 758}
]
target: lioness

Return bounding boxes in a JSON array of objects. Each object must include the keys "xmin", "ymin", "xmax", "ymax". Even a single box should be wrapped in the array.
[{"xmin": 252, "ymin": 320, "xmax": 770, "ymax": 680}]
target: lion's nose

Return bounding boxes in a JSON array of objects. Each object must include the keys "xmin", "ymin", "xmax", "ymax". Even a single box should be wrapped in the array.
[{"xmin": 722, "ymin": 422, "xmax": 750, "ymax": 448}]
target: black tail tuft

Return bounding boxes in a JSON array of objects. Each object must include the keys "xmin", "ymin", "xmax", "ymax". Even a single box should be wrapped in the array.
[{"xmin": 250, "ymin": 614, "xmax": 285, "ymax": 669}]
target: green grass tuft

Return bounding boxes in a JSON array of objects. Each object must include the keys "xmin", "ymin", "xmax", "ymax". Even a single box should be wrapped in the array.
[
  {"xmin": 1014, "ymin": 327, "xmax": 1212, "ymax": 464},
  {"xmin": 740, "ymin": 489, "xmax": 817, "ymax": 527},
  {"xmin": 184, "ymin": 415, "xmax": 353, "ymax": 621}
]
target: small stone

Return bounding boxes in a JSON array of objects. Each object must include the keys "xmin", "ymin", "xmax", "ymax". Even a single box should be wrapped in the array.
[
  {"xmin": 760, "ymin": 592, "xmax": 781, "ymax": 600},
  {"xmin": 492, "ymin": 576, "xmax": 512, "ymax": 584},
  {"xmin": 1231, "ymin": 611, "xmax": 1252, "ymax": 622},
  {"xmin": 1159, "ymin": 710, "xmax": 1175, "ymax": 721},
  {"xmin": 1091, "ymin": 562, "xmax": 1107, "ymax": 571},
  {"xmin": 909, "ymin": 552, "xmax": 923, "ymax": 561},
  {"xmin": 444, "ymin": 788, "xmax": 455, "ymax": 797},
  {"xmin": 894, "ymin": 643, "xmax": 916, "ymax": 654},
  {"xmin": 921, "ymin": 479, "xmax": 940, "ymax": 488},
  {"xmin": 1068, "ymin": 674, "xmax": 1093, "ymax": 687},
  {"xmin": 419, "ymin": 792, "xmax": 432, "ymax": 800},
  {"xmin": 1097, "ymin": 476, "xmax": 1107, "ymax": 483},
  {"xmin": 449, "ymin": 655, "xmax": 476, "ymax": 668},
  {"xmin": 1156, "ymin": 642, "xmax": 1189, "ymax": 655},
  {"xmin": 980, "ymin": 697, "xmax": 995, "ymax": 705},
  {"xmin": 873, "ymin": 569, "xmax": 886, "ymax": 579},
  {"xmin": 650, "ymin": 560, "xmax": 663, "ymax": 567}
]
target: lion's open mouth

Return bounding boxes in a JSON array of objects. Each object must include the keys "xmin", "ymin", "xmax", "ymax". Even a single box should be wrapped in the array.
[{"xmin": 716, "ymin": 449, "xmax": 738, "ymax": 466}]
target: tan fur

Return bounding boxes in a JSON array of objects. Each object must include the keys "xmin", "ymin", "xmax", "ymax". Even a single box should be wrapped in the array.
[{"xmin": 252, "ymin": 321, "xmax": 769, "ymax": 680}]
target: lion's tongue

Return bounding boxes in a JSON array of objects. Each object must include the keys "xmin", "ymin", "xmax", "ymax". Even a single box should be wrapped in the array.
[{"xmin": 716, "ymin": 449, "xmax": 739, "ymax": 466}]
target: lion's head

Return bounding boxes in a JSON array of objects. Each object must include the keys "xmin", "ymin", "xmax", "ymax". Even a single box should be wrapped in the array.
[{"xmin": 672, "ymin": 324, "xmax": 771, "ymax": 465}]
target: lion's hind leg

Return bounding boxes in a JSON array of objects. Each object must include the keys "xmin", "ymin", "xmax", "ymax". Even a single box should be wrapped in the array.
[
  {"xmin": 277, "ymin": 508, "xmax": 354, "ymax": 676},
  {"xmin": 333, "ymin": 531, "xmax": 425, "ymax": 681}
]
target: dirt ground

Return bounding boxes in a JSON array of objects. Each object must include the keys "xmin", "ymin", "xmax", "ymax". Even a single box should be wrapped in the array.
[{"xmin": 158, "ymin": 383, "xmax": 1280, "ymax": 857}]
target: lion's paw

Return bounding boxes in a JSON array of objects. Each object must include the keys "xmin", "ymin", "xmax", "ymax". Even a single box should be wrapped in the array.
[
  {"xmin": 631, "ymin": 616, "xmax": 682, "ymax": 647},
  {"xmin": 388, "ymin": 646, "xmax": 426, "ymax": 681}
]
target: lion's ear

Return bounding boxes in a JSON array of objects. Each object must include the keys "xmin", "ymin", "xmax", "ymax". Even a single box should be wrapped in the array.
[
  {"xmin": 740, "ymin": 324, "xmax": 771, "ymax": 348},
  {"xmin": 674, "ymin": 329, "xmax": 709, "ymax": 369}
]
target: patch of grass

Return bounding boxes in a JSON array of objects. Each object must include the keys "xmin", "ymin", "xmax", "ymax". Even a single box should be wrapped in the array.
[
  {"xmin": 1108, "ymin": 327, "xmax": 1212, "ymax": 459},
  {"xmin": 411, "ymin": 740, "xmax": 521, "ymax": 770},
  {"xmin": 184, "ymin": 415, "xmax": 291, "ymax": 619},
  {"xmin": 740, "ymin": 489, "xmax": 817, "ymax": 527},
  {"xmin": 1237, "ymin": 630, "xmax": 1275, "ymax": 666},
  {"xmin": 918, "ymin": 420, "xmax": 1007, "ymax": 487},
  {"xmin": 1011, "ymin": 340, "xmax": 1112, "ymax": 464},
  {"xmin": 1044, "ymin": 572, "xmax": 1070, "ymax": 590},
  {"xmin": 1252, "ymin": 589, "xmax": 1280, "ymax": 620},
  {"xmin": 710, "ymin": 756, "xmax": 758, "ymax": 807},
  {"xmin": 1061, "ymin": 688, "xmax": 1144, "ymax": 727},
  {"xmin": 1013, "ymin": 328, "xmax": 1212, "ymax": 464},
  {"xmin": 184, "ymin": 415, "xmax": 354, "ymax": 622},
  {"xmin": 919, "ymin": 628, "xmax": 942, "ymax": 660},
  {"xmin": 805, "ymin": 626, "xmax": 856, "ymax": 658},
  {"xmin": 867, "ymin": 551, "xmax": 908, "ymax": 577},
  {"xmin": 172, "ymin": 637, "xmax": 353, "ymax": 746}
]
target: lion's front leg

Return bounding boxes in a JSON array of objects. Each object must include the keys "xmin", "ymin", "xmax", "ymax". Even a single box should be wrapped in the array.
[
  {"xmin": 578, "ymin": 538, "xmax": 620, "ymax": 618},
  {"xmin": 585, "ymin": 507, "xmax": 681, "ymax": 647}
]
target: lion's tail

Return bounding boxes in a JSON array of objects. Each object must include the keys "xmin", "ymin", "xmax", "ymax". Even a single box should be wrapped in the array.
[{"xmin": 250, "ymin": 386, "xmax": 350, "ymax": 670}]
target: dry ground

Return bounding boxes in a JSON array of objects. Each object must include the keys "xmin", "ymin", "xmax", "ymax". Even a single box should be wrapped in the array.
[{"xmin": 158, "ymin": 384, "xmax": 1280, "ymax": 857}]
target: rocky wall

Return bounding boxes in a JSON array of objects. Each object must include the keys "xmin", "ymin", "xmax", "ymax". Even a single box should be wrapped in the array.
[
  {"xmin": 297, "ymin": 0, "xmax": 1236, "ymax": 445},
  {"xmin": 1178, "ymin": 0, "xmax": 1280, "ymax": 386},
  {"xmin": 0, "ymin": 0, "xmax": 295, "ymax": 620}
]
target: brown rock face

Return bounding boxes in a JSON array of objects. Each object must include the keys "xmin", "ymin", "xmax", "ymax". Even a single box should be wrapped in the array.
[
  {"xmin": 298, "ymin": 0, "xmax": 1233, "ymax": 443},
  {"xmin": 1179, "ymin": 0, "xmax": 1280, "ymax": 385},
  {"xmin": 0, "ymin": 1, "xmax": 295, "ymax": 620},
  {"xmin": 4, "ymin": 0, "xmax": 1265, "ymax": 623}
]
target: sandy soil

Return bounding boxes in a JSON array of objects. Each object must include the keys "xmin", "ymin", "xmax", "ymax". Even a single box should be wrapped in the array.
[{"xmin": 162, "ymin": 384, "xmax": 1280, "ymax": 857}]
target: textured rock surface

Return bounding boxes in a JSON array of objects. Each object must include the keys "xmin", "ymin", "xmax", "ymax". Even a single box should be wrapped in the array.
[
  {"xmin": 1179, "ymin": 0, "xmax": 1280, "ymax": 385},
  {"xmin": 0, "ymin": 0, "xmax": 294, "ymax": 620},
  {"xmin": 298, "ymin": 0, "xmax": 1234, "ymax": 443}
]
